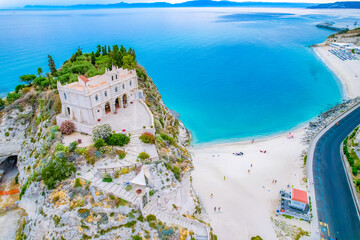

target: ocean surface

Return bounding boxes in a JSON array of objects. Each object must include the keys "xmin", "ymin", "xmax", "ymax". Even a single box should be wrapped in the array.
[{"xmin": 0, "ymin": 7, "xmax": 359, "ymax": 144}]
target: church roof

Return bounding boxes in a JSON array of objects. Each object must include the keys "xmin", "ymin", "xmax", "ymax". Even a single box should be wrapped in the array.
[{"xmin": 79, "ymin": 75, "xmax": 90, "ymax": 83}]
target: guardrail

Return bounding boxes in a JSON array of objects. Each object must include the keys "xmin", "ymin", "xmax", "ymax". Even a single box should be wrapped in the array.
[
  {"xmin": 340, "ymin": 142, "xmax": 360, "ymax": 220},
  {"xmin": 306, "ymin": 102, "xmax": 360, "ymax": 240}
]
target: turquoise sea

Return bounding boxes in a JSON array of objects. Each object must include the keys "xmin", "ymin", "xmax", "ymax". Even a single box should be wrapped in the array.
[{"xmin": 0, "ymin": 8, "xmax": 359, "ymax": 144}]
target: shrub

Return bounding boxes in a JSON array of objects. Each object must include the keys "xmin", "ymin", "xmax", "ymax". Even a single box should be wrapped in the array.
[
  {"xmin": 6, "ymin": 92, "xmax": 21, "ymax": 104},
  {"xmin": 103, "ymin": 176, "xmax": 113, "ymax": 183},
  {"xmin": 74, "ymin": 178, "xmax": 82, "ymax": 188},
  {"xmin": 92, "ymin": 124, "xmax": 112, "ymax": 142},
  {"xmin": 60, "ymin": 120, "xmax": 75, "ymax": 135},
  {"xmin": 41, "ymin": 158, "xmax": 76, "ymax": 189},
  {"xmin": 172, "ymin": 166, "xmax": 181, "ymax": 181},
  {"xmin": 4, "ymin": 132, "xmax": 9, "ymax": 137},
  {"xmin": 352, "ymin": 166, "xmax": 358, "ymax": 176},
  {"xmin": 160, "ymin": 133, "xmax": 176, "ymax": 145},
  {"xmin": 117, "ymin": 150, "xmax": 126, "ymax": 159},
  {"xmin": 56, "ymin": 143, "xmax": 66, "ymax": 152},
  {"xmin": 69, "ymin": 141, "xmax": 78, "ymax": 152},
  {"xmin": 132, "ymin": 235, "xmax": 142, "ymax": 240},
  {"xmin": 149, "ymin": 189, "xmax": 154, "ymax": 196},
  {"xmin": 146, "ymin": 214, "xmax": 156, "ymax": 222},
  {"xmin": 125, "ymin": 221, "xmax": 136, "ymax": 228},
  {"xmin": 251, "ymin": 236, "xmax": 263, "ymax": 240},
  {"xmin": 106, "ymin": 134, "xmax": 130, "ymax": 147},
  {"xmin": 120, "ymin": 168, "xmax": 130, "ymax": 175},
  {"xmin": 138, "ymin": 152, "xmax": 150, "ymax": 160},
  {"xmin": 139, "ymin": 132, "xmax": 155, "ymax": 144},
  {"xmin": 94, "ymin": 138, "xmax": 106, "ymax": 149},
  {"xmin": 125, "ymin": 184, "xmax": 132, "ymax": 191}
]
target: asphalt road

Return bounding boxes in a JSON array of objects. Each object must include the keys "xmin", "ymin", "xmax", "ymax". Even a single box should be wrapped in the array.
[{"xmin": 313, "ymin": 106, "xmax": 360, "ymax": 240}]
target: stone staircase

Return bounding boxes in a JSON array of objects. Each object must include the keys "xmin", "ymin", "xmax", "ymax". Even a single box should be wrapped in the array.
[
  {"xmin": 143, "ymin": 202, "xmax": 208, "ymax": 238},
  {"xmin": 80, "ymin": 169, "xmax": 142, "ymax": 205}
]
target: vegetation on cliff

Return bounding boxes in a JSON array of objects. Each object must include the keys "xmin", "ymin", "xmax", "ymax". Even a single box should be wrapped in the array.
[{"xmin": 0, "ymin": 45, "xmax": 201, "ymax": 239}]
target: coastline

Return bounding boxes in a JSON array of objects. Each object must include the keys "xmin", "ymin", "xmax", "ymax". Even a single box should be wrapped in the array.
[
  {"xmin": 190, "ymin": 44, "xmax": 360, "ymax": 239},
  {"xmin": 313, "ymin": 45, "xmax": 360, "ymax": 99}
]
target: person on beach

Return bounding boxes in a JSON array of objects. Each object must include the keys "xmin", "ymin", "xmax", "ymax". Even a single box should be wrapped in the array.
[
  {"xmin": 214, "ymin": 207, "xmax": 217, "ymax": 212},
  {"xmin": 224, "ymin": 176, "xmax": 226, "ymax": 180},
  {"xmin": 251, "ymin": 139, "xmax": 255, "ymax": 143},
  {"xmin": 251, "ymin": 163, "xmax": 253, "ymax": 167},
  {"xmin": 248, "ymin": 170, "xmax": 250, "ymax": 174},
  {"xmin": 218, "ymin": 207, "xmax": 221, "ymax": 212},
  {"xmin": 211, "ymin": 193, "xmax": 213, "ymax": 199}
]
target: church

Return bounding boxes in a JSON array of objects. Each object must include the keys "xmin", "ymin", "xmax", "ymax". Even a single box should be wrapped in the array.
[{"xmin": 56, "ymin": 66, "xmax": 142, "ymax": 134}]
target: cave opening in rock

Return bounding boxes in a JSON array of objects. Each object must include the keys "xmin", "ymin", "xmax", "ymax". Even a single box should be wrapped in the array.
[{"xmin": 0, "ymin": 155, "xmax": 18, "ymax": 184}]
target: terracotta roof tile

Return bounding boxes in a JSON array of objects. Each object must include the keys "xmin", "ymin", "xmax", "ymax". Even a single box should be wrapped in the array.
[
  {"xmin": 79, "ymin": 75, "xmax": 90, "ymax": 83},
  {"xmin": 292, "ymin": 188, "xmax": 308, "ymax": 204}
]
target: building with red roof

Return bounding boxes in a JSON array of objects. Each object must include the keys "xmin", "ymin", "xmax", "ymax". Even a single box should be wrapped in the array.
[{"xmin": 290, "ymin": 188, "xmax": 309, "ymax": 211}]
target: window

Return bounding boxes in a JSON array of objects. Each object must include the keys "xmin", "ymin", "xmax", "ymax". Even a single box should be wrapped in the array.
[
  {"xmin": 95, "ymin": 95, "xmax": 98, "ymax": 101},
  {"xmin": 64, "ymin": 93, "xmax": 67, "ymax": 100},
  {"xmin": 115, "ymin": 87, "xmax": 118, "ymax": 92},
  {"xmin": 111, "ymin": 76, "xmax": 114, "ymax": 81},
  {"xmin": 104, "ymin": 91, "xmax": 107, "ymax": 97},
  {"xmin": 67, "ymin": 107, "xmax": 70, "ymax": 115},
  {"xmin": 116, "ymin": 74, "xmax": 118, "ymax": 79},
  {"xmin": 130, "ymin": 80, "xmax": 132, "ymax": 86},
  {"xmin": 122, "ymin": 83, "xmax": 125, "ymax": 89}
]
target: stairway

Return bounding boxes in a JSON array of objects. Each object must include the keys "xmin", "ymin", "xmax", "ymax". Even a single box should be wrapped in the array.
[
  {"xmin": 80, "ymin": 170, "xmax": 141, "ymax": 205},
  {"xmin": 143, "ymin": 202, "xmax": 208, "ymax": 238}
]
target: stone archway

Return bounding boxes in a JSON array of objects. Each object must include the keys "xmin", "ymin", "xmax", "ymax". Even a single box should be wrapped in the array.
[
  {"xmin": 115, "ymin": 98, "xmax": 121, "ymax": 109},
  {"xmin": 105, "ymin": 102, "xmax": 111, "ymax": 114},
  {"xmin": 122, "ymin": 94, "xmax": 128, "ymax": 108}
]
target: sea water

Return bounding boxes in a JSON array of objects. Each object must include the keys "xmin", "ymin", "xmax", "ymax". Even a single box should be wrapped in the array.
[{"xmin": 0, "ymin": 7, "xmax": 359, "ymax": 144}]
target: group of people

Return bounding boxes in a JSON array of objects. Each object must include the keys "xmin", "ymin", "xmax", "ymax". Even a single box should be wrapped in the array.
[
  {"xmin": 210, "ymin": 194, "xmax": 222, "ymax": 213},
  {"xmin": 259, "ymin": 150, "xmax": 267, "ymax": 153},
  {"xmin": 272, "ymin": 179, "xmax": 278, "ymax": 183},
  {"xmin": 233, "ymin": 152, "xmax": 244, "ymax": 156}
]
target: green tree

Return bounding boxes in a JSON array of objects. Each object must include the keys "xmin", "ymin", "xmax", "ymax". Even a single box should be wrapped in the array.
[
  {"xmin": 122, "ymin": 55, "xmax": 136, "ymax": 70},
  {"xmin": 91, "ymin": 51, "xmax": 96, "ymax": 65},
  {"xmin": 48, "ymin": 55, "xmax": 57, "ymax": 74},
  {"xmin": 102, "ymin": 45, "xmax": 107, "ymax": 56},
  {"xmin": 19, "ymin": 74, "xmax": 36, "ymax": 85},
  {"xmin": 37, "ymin": 67, "xmax": 43, "ymax": 77},
  {"xmin": 128, "ymin": 47, "xmax": 136, "ymax": 60},
  {"xmin": 41, "ymin": 158, "xmax": 76, "ymax": 189},
  {"xmin": 0, "ymin": 98, "xmax": 5, "ymax": 110}
]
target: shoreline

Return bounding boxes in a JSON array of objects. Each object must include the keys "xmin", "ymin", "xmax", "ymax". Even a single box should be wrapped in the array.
[{"xmin": 190, "ymin": 43, "xmax": 360, "ymax": 239}]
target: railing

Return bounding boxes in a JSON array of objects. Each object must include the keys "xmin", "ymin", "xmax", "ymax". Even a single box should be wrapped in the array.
[{"xmin": 97, "ymin": 163, "xmax": 139, "ymax": 173}]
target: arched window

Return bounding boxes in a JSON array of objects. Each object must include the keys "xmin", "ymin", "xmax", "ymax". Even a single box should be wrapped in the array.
[
  {"xmin": 116, "ymin": 74, "xmax": 118, "ymax": 79},
  {"xmin": 104, "ymin": 91, "xmax": 108, "ymax": 97},
  {"xmin": 95, "ymin": 95, "xmax": 98, "ymax": 101},
  {"xmin": 130, "ymin": 80, "xmax": 132, "ymax": 86},
  {"xmin": 115, "ymin": 87, "xmax": 118, "ymax": 92},
  {"xmin": 64, "ymin": 93, "xmax": 67, "ymax": 100},
  {"xmin": 122, "ymin": 83, "xmax": 125, "ymax": 89},
  {"xmin": 111, "ymin": 76, "xmax": 114, "ymax": 81}
]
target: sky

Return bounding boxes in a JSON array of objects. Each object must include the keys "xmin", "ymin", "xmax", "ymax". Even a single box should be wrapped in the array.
[{"xmin": 0, "ymin": 0, "xmax": 357, "ymax": 9}]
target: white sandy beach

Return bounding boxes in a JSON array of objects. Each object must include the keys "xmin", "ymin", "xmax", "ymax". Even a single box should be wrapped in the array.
[
  {"xmin": 191, "ymin": 128, "xmax": 310, "ymax": 239},
  {"xmin": 314, "ymin": 46, "xmax": 360, "ymax": 98}
]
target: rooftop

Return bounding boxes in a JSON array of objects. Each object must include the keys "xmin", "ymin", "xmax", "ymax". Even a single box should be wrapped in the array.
[{"xmin": 292, "ymin": 188, "xmax": 308, "ymax": 204}]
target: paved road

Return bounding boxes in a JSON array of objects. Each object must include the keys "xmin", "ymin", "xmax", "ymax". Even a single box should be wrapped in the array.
[{"xmin": 313, "ymin": 106, "xmax": 360, "ymax": 240}]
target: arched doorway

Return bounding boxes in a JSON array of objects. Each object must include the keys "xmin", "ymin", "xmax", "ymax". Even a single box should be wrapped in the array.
[
  {"xmin": 105, "ymin": 102, "xmax": 111, "ymax": 114},
  {"xmin": 122, "ymin": 94, "xmax": 128, "ymax": 108},
  {"xmin": 115, "ymin": 98, "xmax": 121, "ymax": 109}
]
